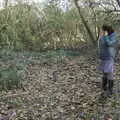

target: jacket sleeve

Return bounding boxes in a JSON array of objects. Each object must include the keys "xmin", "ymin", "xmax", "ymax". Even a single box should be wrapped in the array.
[{"xmin": 103, "ymin": 34, "xmax": 117, "ymax": 46}]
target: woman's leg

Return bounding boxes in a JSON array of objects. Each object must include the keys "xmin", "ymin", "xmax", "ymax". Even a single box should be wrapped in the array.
[
  {"xmin": 107, "ymin": 72, "xmax": 114, "ymax": 94},
  {"xmin": 102, "ymin": 72, "xmax": 108, "ymax": 91},
  {"xmin": 102, "ymin": 72, "xmax": 114, "ymax": 95}
]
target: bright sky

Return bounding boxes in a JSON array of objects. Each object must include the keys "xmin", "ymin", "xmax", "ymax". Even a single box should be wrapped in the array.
[
  {"xmin": 0, "ymin": 0, "xmax": 45, "ymax": 8},
  {"xmin": 0, "ymin": 0, "xmax": 68, "ymax": 12},
  {"xmin": 33, "ymin": 0, "xmax": 45, "ymax": 3}
]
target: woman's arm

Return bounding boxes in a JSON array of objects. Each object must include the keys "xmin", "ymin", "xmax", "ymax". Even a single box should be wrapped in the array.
[{"xmin": 103, "ymin": 33, "xmax": 117, "ymax": 46}]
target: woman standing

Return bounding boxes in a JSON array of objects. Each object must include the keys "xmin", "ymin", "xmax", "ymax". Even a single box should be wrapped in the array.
[{"xmin": 98, "ymin": 24, "xmax": 118, "ymax": 96}]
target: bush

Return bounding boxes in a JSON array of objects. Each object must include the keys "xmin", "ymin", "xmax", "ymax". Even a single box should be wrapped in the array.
[{"xmin": 0, "ymin": 49, "xmax": 27, "ymax": 90}]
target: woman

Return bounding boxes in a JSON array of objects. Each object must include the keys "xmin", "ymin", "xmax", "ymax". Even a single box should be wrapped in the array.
[{"xmin": 98, "ymin": 24, "xmax": 118, "ymax": 96}]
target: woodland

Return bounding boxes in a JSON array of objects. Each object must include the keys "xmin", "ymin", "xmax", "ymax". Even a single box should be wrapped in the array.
[{"xmin": 0, "ymin": 0, "xmax": 120, "ymax": 119}]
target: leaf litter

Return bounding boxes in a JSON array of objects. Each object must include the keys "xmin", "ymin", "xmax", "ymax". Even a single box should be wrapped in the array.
[{"xmin": 0, "ymin": 51, "xmax": 120, "ymax": 120}]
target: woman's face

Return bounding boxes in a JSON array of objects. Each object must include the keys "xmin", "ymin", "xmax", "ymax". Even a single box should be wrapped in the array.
[{"xmin": 100, "ymin": 29, "xmax": 105, "ymax": 35}]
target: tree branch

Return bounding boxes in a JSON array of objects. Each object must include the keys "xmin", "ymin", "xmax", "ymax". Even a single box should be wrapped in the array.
[
  {"xmin": 116, "ymin": 0, "xmax": 120, "ymax": 7},
  {"xmin": 74, "ymin": 0, "xmax": 96, "ymax": 45},
  {"xmin": 98, "ymin": 9, "xmax": 120, "ymax": 13}
]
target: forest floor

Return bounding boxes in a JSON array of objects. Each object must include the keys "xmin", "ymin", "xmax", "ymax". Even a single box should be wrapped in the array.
[{"xmin": 0, "ymin": 49, "xmax": 120, "ymax": 120}]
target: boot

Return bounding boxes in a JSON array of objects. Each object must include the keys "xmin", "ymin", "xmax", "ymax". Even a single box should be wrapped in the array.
[
  {"xmin": 108, "ymin": 80, "xmax": 114, "ymax": 95},
  {"xmin": 102, "ymin": 77, "xmax": 108, "ymax": 91}
]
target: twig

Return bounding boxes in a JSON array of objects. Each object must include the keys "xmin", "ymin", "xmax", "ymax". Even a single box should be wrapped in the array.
[{"xmin": 0, "ymin": 92, "xmax": 29, "ymax": 99}]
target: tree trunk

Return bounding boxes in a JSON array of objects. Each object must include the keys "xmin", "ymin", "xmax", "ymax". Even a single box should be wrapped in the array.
[
  {"xmin": 4, "ymin": 0, "xmax": 8, "ymax": 8},
  {"xmin": 74, "ymin": 0, "xmax": 96, "ymax": 45},
  {"xmin": 116, "ymin": 0, "xmax": 120, "ymax": 7}
]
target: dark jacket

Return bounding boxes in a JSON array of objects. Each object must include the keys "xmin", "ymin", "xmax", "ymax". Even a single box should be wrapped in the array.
[{"xmin": 99, "ymin": 32, "xmax": 118, "ymax": 60}]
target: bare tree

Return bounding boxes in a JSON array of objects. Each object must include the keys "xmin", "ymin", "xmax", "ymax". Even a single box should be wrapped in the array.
[
  {"xmin": 116, "ymin": 0, "xmax": 120, "ymax": 7},
  {"xmin": 4, "ymin": 0, "xmax": 8, "ymax": 7},
  {"xmin": 74, "ymin": 0, "xmax": 96, "ymax": 45}
]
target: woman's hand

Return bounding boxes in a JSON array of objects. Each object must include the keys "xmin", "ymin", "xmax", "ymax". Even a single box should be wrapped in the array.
[
  {"xmin": 104, "ymin": 31, "xmax": 108, "ymax": 36},
  {"xmin": 99, "ymin": 31, "xmax": 108, "ymax": 37},
  {"xmin": 100, "ymin": 31, "xmax": 104, "ymax": 37}
]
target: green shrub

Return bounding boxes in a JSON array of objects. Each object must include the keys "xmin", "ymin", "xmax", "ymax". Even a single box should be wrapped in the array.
[{"xmin": 0, "ymin": 50, "xmax": 27, "ymax": 91}]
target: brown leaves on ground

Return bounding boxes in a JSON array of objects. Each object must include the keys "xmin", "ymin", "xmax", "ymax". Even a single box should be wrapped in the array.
[{"xmin": 0, "ymin": 54, "xmax": 120, "ymax": 120}]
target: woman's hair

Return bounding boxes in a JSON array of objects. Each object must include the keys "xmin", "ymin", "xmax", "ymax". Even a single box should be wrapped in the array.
[{"xmin": 102, "ymin": 24, "xmax": 115, "ymax": 35}]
